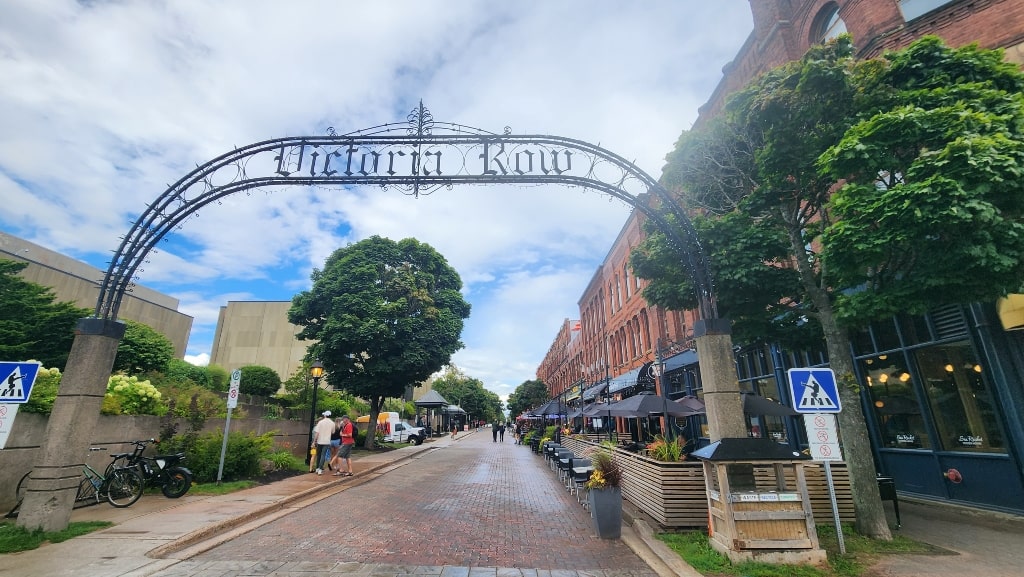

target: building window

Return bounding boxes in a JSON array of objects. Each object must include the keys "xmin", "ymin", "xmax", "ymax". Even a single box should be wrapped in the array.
[
  {"xmin": 898, "ymin": 0, "xmax": 955, "ymax": 21},
  {"xmin": 915, "ymin": 343, "xmax": 1005, "ymax": 453},
  {"xmin": 812, "ymin": 3, "xmax": 847, "ymax": 43},
  {"xmin": 862, "ymin": 354, "xmax": 932, "ymax": 449}
]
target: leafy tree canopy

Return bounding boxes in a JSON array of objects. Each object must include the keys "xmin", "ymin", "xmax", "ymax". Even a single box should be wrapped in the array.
[
  {"xmin": 430, "ymin": 365, "xmax": 503, "ymax": 424},
  {"xmin": 0, "ymin": 259, "xmax": 89, "ymax": 370},
  {"xmin": 506, "ymin": 378, "xmax": 549, "ymax": 419},
  {"xmin": 113, "ymin": 319, "xmax": 175, "ymax": 375},
  {"xmin": 288, "ymin": 236, "xmax": 471, "ymax": 446},
  {"xmin": 820, "ymin": 37, "xmax": 1024, "ymax": 323}
]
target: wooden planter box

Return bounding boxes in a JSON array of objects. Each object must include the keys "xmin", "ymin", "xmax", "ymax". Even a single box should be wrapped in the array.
[{"xmin": 561, "ymin": 437, "xmax": 854, "ymax": 528}]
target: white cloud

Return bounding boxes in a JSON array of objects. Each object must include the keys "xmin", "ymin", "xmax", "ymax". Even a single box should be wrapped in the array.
[{"xmin": 0, "ymin": 0, "xmax": 754, "ymax": 398}]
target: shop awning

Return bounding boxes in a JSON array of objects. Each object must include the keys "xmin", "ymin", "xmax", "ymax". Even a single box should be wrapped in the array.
[
  {"xmin": 582, "ymin": 381, "xmax": 609, "ymax": 402},
  {"xmin": 607, "ymin": 367, "xmax": 642, "ymax": 394},
  {"xmin": 664, "ymin": 349, "xmax": 698, "ymax": 372}
]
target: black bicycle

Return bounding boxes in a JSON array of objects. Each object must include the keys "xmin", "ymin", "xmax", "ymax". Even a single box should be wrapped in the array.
[
  {"xmin": 8, "ymin": 447, "xmax": 145, "ymax": 517},
  {"xmin": 105, "ymin": 439, "xmax": 192, "ymax": 498}
]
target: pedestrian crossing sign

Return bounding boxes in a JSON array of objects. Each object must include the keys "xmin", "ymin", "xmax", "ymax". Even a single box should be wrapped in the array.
[
  {"xmin": 0, "ymin": 361, "xmax": 42, "ymax": 404},
  {"xmin": 787, "ymin": 368, "xmax": 842, "ymax": 413}
]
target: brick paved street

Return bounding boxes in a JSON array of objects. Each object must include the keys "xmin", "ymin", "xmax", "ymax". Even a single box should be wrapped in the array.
[{"xmin": 191, "ymin": 430, "xmax": 656, "ymax": 573}]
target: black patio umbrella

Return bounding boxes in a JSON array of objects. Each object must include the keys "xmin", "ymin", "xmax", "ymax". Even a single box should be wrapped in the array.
[
  {"xmin": 528, "ymin": 398, "xmax": 564, "ymax": 417},
  {"xmin": 742, "ymin": 392, "xmax": 799, "ymax": 416},
  {"xmin": 604, "ymin": 392, "xmax": 698, "ymax": 417},
  {"xmin": 672, "ymin": 396, "xmax": 707, "ymax": 414}
]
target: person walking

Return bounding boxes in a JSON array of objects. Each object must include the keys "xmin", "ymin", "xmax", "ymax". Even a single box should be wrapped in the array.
[
  {"xmin": 450, "ymin": 423, "xmax": 458, "ymax": 439},
  {"xmin": 311, "ymin": 410, "xmax": 335, "ymax": 475},
  {"xmin": 498, "ymin": 423, "xmax": 506, "ymax": 442},
  {"xmin": 328, "ymin": 417, "xmax": 343, "ymax": 471},
  {"xmin": 492, "ymin": 422, "xmax": 499, "ymax": 442},
  {"xmin": 333, "ymin": 415, "xmax": 355, "ymax": 477}
]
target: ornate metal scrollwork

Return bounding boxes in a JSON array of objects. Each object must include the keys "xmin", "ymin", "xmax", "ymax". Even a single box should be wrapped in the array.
[{"xmin": 95, "ymin": 103, "xmax": 717, "ymax": 323}]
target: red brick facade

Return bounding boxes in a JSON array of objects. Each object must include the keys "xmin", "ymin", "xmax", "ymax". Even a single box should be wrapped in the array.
[
  {"xmin": 536, "ymin": 0, "xmax": 1024, "ymax": 401},
  {"xmin": 701, "ymin": 0, "xmax": 1024, "ymax": 121},
  {"xmin": 536, "ymin": 211, "xmax": 696, "ymax": 397}
]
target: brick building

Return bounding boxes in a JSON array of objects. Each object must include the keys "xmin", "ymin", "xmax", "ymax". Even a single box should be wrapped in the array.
[{"xmin": 537, "ymin": 0, "xmax": 1024, "ymax": 512}]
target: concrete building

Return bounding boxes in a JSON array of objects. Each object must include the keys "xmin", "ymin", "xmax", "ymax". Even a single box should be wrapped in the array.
[
  {"xmin": 209, "ymin": 301, "xmax": 309, "ymax": 382},
  {"xmin": 0, "ymin": 230, "xmax": 192, "ymax": 357},
  {"xmin": 538, "ymin": 0, "xmax": 1024, "ymax": 513}
]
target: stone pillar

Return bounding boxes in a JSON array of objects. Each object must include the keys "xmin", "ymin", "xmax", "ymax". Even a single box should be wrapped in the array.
[
  {"xmin": 694, "ymin": 319, "xmax": 746, "ymax": 441},
  {"xmin": 17, "ymin": 318, "xmax": 124, "ymax": 532}
]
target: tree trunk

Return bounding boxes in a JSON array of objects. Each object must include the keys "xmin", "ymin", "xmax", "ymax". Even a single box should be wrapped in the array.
[
  {"xmin": 787, "ymin": 223, "xmax": 893, "ymax": 540},
  {"xmin": 365, "ymin": 396, "xmax": 384, "ymax": 450}
]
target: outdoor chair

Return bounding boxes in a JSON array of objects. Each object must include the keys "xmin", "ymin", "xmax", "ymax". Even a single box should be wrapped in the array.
[
  {"xmin": 569, "ymin": 457, "xmax": 593, "ymax": 505},
  {"xmin": 555, "ymin": 448, "xmax": 575, "ymax": 481}
]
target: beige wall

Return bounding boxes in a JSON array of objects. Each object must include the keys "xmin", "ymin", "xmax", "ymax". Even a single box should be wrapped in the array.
[
  {"xmin": 0, "ymin": 231, "xmax": 192, "ymax": 357},
  {"xmin": 209, "ymin": 301, "xmax": 311, "ymax": 382}
]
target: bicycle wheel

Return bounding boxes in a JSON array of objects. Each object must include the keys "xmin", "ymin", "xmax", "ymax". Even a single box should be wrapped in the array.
[
  {"xmin": 105, "ymin": 468, "xmax": 144, "ymax": 507},
  {"xmin": 104, "ymin": 455, "xmax": 131, "ymax": 479},
  {"xmin": 160, "ymin": 467, "xmax": 192, "ymax": 498}
]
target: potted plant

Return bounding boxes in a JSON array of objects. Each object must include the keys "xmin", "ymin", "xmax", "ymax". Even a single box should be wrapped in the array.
[
  {"xmin": 586, "ymin": 441, "xmax": 623, "ymax": 539},
  {"xmin": 646, "ymin": 434, "xmax": 687, "ymax": 462}
]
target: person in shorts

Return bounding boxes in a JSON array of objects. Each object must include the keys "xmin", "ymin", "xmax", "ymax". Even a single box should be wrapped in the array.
[{"xmin": 333, "ymin": 415, "xmax": 355, "ymax": 476}]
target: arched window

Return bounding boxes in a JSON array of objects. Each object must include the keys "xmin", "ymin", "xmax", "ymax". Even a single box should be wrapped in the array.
[{"xmin": 812, "ymin": 2, "xmax": 847, "ymax": 44}]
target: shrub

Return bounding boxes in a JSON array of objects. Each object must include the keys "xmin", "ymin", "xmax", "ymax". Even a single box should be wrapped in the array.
[
  {"xmin": 647, "ymin": 434, "xmax": 687, "ymax": 462},
  {"xmin": 104, "ymin": 374, "xmax": 166, "ymax": 416},
  {"xmin": 162, "ymin": 430, "xmax": 274, "ymax": 483},
  {"xmin": 20, "ymin": 365, "xmax": 61, "ymax": 414}
]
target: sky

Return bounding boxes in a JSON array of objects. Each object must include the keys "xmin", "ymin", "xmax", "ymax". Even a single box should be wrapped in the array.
[{"xmin": 0, "ymin": 1, "xmax": 754, "ymax": 404}]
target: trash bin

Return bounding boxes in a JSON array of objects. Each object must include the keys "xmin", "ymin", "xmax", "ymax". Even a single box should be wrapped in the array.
[{"xmin": 876, "ymin": 475, "xmax": 901, "ymax": 528}]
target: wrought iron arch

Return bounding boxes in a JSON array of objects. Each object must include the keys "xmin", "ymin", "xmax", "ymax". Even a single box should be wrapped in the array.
[{"xmin": 97, "ymin": 102, "xmax": 717, "ymax": 321}]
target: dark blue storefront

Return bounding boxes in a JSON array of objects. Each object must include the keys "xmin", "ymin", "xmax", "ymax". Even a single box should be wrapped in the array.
[{"xmin": 661, "ymin": 302, "xmax": 1024, "ymax": 514}]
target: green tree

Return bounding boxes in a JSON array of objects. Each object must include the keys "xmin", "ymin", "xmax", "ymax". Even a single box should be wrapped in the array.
[
  {"xmin": 430, "ymin": 365, "xmax": 503, "ymax": 424},
  {"xmin": 0, "ymin": 259, "xmax": 89, "ymax": 369},
  {"xmin": 113, "ymin": 319, "xmax": 175, "ymax": 374},
  {"xmin": 206, "ymin": 364, "xmax": 230, "ymax": 392},
  {"xmin": 643, "ymin": 36, "xmax": 893, "ymax": 538},
  {"xmin": 820, "ymin": 37, "xmax": 1024, "ymax": 322},
  {"xmin": 506, "ymin": 378, "xmax": 549, "ymax": 419},
  {"xmin": 239, "ymin": 365, "xmax": 282, "ymax": 397},
  {"xmin": 288, "ymin": 236, "xmax": 471, "ymax": 448}
]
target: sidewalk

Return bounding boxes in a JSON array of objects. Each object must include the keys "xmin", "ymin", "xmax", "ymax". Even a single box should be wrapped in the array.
[{"xmin": 2, "ymin": 430, "xmax": 1022, "ymax": 577}]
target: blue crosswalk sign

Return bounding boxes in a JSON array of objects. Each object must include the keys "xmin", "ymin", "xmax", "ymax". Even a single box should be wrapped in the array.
[
  {"xmin": 787, "ymin": 368, "xmax": 842, "ymax": 413},
  {"xmin": 0, "ymin": 362, "xmax": 42, "ymax": 404}
]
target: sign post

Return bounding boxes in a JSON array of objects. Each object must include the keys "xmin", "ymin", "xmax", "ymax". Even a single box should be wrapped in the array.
[
  {"xmin": 0, "ymin": 361, "xmax": 42, "ymax": 449},
  {"xmin": 789, "ymin": 367, "xmax": 846, "ymax": 554},
  {"xmin": 217, "ymin": 369, "xmax": 242, "ymax": 483}
]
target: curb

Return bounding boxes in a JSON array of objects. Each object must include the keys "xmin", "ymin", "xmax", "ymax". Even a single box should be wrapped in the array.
[{"xmin": 148, "ymin": 443, "xmax": 432, "ymax": 558}]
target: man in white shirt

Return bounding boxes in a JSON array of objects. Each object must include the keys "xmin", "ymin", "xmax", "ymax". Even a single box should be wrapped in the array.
[{"xmin": 312, "ymin": 410, "xmax": 335, "ymax": 475}]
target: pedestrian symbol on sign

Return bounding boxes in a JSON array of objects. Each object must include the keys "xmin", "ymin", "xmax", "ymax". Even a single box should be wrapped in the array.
[
  {"xmin": 0, "ymin": 362, "xmax": 42, "ymax": 404},
  {"xmin": 787, "ymin": 368, "xmax": 842, "ymax": 413}
]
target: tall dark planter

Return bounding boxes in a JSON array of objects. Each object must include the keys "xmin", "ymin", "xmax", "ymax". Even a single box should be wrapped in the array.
[{"xmin": 588, "ymin": 487, "xmax": 623, "ymax": 539}]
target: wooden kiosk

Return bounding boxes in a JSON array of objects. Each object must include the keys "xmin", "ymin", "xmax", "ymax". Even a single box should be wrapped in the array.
[{"xmin": 691, "ymin": 438, "xmax": 827, "ymax": 566}]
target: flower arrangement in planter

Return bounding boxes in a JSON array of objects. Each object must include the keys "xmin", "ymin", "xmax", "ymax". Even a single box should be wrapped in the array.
[
  {"xmin": 646, "ymin": 434, "xmax": 687, "ymax": 462},
  {"xmin": 585, "ymin": 441, "xmax": 623, "ymax": 538},
  {"xmin": 585, "ymin": 441, "xmax": 623, "ymax": 489}
]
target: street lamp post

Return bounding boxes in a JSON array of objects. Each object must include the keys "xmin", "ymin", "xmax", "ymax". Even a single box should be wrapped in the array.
[
  {"xmin": 652, "ymin": 344, "xmax": 671, "ymax": 440},
  {"xmin": 304, "ymin": 359, "xmax": 325, "ymax": 465}
]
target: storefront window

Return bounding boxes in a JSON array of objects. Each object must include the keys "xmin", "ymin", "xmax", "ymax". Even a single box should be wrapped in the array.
[
  {"xmin": 861, "ymin": 354, "xmax": 931, "ymax": 449},
  {"xmin": 914, "ymin": 343, "xmax": 1005, "ymax": 453}
]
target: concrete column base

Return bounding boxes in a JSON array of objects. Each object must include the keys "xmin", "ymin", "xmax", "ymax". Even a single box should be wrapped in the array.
[
  {"xmin": 694, "ymin": 320, "xmax": 746, "ymax": 441},
  {"xmin": 17, "ymin": 318, "xmax": 124, "ymax": 532}
]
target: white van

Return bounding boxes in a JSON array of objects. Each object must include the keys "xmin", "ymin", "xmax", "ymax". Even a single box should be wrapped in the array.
[{"xmin": 355, "ymin": 412, "xmax": 427, "ymax": 445}]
